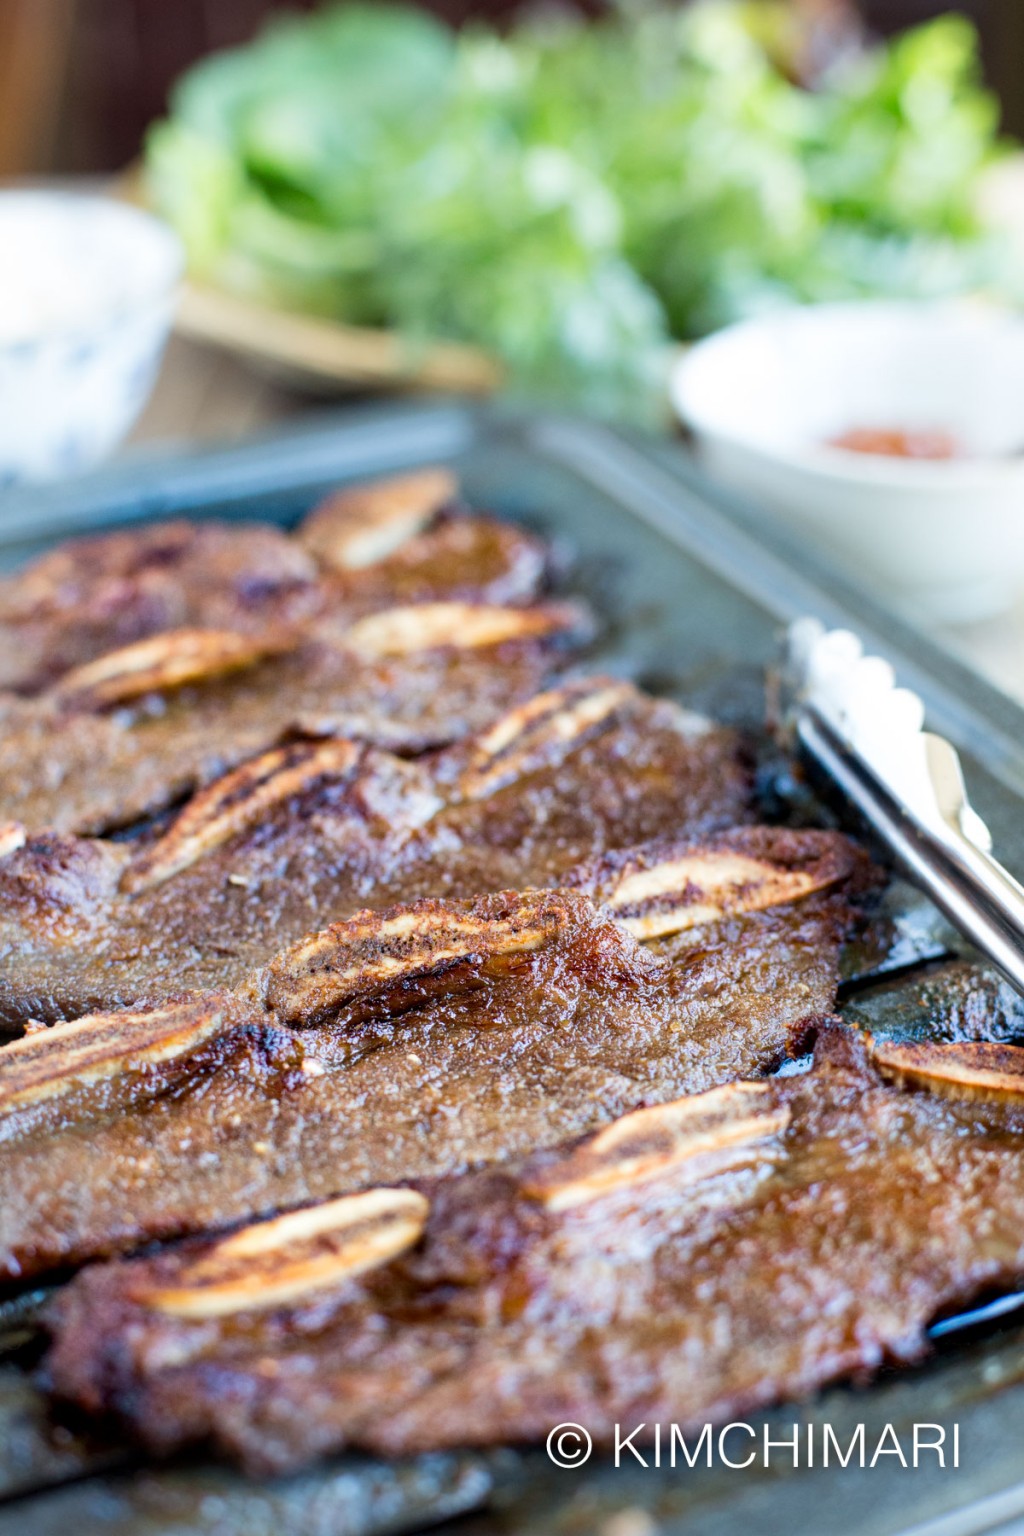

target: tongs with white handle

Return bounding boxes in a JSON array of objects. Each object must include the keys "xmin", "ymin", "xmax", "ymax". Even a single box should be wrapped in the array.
[{"xmin": 785, "ymin": 618, "xmax": 1024, "ymax": 995}]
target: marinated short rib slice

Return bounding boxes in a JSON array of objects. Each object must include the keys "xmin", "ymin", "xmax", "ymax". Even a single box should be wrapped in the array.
[
  {"xmin": 44, "ymin": 1024, "xmax": 1024, "ymax": 1474},
  {"xmin": 53, "ymin": 628, "xmax": 295, "ymax": 709},
  {"xmin": 0, "ymin": 470, "xmax": 550, "ymax": 694},
  {"xmin": 302, "ymin": 468, "xmax": 548, "ymax": 612},
  {"xmin": 0, "ymin": 520, "xmax": 319, "ymax": 696},
  {"xmin": 0, "ymin": 681, "xmax": 751, "ymax": 1025},
  {"xmin": 0, "ymin": 830, "xmax": 865, "ymax": 1280},
  {"xmin": 299, "ymin": 468, "xmax": 460, "ymax": 569},
  {"xmin": 0, "ymin": 600, "xmax": 587, "ymax": 836}
]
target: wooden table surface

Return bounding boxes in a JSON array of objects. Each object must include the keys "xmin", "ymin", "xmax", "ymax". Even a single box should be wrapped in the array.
[
  {"xmin": 128, "ymin": 333, "xmax": 311, "ymax": 449},
  {"xmin": 127, "ymin": 330, "xmax": 1024, "ymax": 710}
]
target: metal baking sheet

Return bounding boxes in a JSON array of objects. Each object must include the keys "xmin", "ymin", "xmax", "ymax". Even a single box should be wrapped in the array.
[{"xmin": 3, "ymin": 402, "xmax": 1024, "ymax": 1536}]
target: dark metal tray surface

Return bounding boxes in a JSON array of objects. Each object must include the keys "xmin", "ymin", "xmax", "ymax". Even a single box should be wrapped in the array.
[{"xmin": 3, "ymin": 403, "xmax": 1024, "ymax": 1536}]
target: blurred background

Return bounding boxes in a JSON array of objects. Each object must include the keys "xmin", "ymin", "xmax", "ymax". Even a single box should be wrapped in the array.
[
  {"xmin": 3, "ymin": 0, "xmax": 1021, "ymax": 179},
  {"xmin": 6, "ymin": 0, "xmax": 1024, "ymax": 686},
  {"xmin": 5, "ymin": 0, "xmax": 1024, "ymax": 455}
]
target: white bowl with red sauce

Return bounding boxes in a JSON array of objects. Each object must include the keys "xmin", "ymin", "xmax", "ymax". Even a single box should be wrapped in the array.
[{"xmin": 671, "ymin": 302, "xmax": 1024, "ymax": 622}]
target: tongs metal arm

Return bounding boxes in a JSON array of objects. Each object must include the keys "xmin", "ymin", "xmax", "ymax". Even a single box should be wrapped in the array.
[{"xmin": 786, "ymin": 620, "xmax": 1024, "ymax": 997}]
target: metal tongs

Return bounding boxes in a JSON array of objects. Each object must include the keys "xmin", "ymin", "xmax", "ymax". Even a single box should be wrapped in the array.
[{"xmin": 784, "ymin": 618, "xmax": 1024, "ymax": 995}]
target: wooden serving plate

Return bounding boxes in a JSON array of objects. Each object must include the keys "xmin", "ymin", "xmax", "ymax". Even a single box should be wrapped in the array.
[{"xmin": 172, "ymin": 280, "xmax": 503, "ymax": 396}]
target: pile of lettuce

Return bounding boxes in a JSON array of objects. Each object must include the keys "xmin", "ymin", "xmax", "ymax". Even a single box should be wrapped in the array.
[{"xmin": 147, "ymin": 1, "xmax": 1010, "ymax": 422}]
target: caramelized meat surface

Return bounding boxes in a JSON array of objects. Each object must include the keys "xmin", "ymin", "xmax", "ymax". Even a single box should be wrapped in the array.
[
  {"xmin": 0, "ymin": 470, "xmax": 549, "ymax": 694},
  {"xmin": 44, "ymin": 1026, "xmax": 1024, "ymax": 1474},
  {"xmin": 317, "ymin": 512, "xmax": 548, "ymax": 619},
  {"xmin": 0, "ymin": 830, "xmax": 865, "ymax": 1280},
  {"xmin": 0, "ymin": 602, "xmax": 586, "ymax": 836},
  {"xmin": 0, "ymin": 682, "xmax": 750, "ymax": 1025},
  {"xmin": 0, "ymin": 520, "xmax": 318, "ymax": 695}
]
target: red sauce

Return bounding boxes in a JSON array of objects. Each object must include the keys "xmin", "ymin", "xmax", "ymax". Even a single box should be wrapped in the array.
[{"xmin": 827, "ymin": 427, "xmax": 960, "ymax": 461}]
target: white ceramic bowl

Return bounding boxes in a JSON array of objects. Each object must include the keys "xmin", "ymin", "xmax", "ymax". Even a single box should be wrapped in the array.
[
  {"xmin": 671, "ymin": 302, "xmax": 1024, "ymax": 622},
  {"xmin": 0, "ymin": 192, "xmax": 182, "ymax": 484}
]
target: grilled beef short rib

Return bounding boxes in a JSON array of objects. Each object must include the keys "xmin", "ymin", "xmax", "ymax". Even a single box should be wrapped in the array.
[
  {"xmin": 0, "ymin": 470, "xmax": 549, "ymax": 694},
  {"xmin": 0, "ymin": 600, "xmax": 587, "ymax": 837},
  {"xmin": 0, "ymin": 681, "xmax": 750, "ymax": 1026},
  {"xmin": 0, "ymin": 828, "xmax": 866, "ymax": 1281},
  {"xmin": 44, "ymin": 1025, "xmax": 1024, "ymax": 1474}
]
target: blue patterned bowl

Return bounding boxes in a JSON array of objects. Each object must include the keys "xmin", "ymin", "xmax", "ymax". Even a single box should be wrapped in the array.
[{"xmin": 0, "ymin": 192, "xmax": 182, "ymax": 484}]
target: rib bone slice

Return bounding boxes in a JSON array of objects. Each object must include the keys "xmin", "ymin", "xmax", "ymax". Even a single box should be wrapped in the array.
[
  {"xmin": 458, "ymin": 679, "xmax": 635, "ymax": 801},
  {"xmin": 0, "ymin": 822, "xmax": 25, "ymax": 859},
  {"xmin": 0, "ymin": 1000, "xmax": 230, "ymax": 1114},
  {"xmin": 264, "ymin": 893, "xmax": 570, "ymax": 1026},
  {"xmin": 54, "ymin": 629, "xmax": 288, "ymax": 708},
  {"xmin": 142, "ymin": 1189, "xmax": 430, "ymax": 1319},
  {"xmin": 301, "ymin": 469, "xmax": 458, "ymax": 570},
  {"xmin": 868, "ymin": 1036, "xmax": 1024, "ymax": 1102},
  {"xmin": 121, "ymin": 740, "xmax": 365, "ymax": 894},
  {"xmin": 587, "ymin": 832, "xmax": 855, "ymax": 940},
  {"xmin": 343, "ymin": 602, "xmax": 579, "ymax": 660},
  {"xmin": 524, "ymin": 1083, "xmax": 789, "ymax": 1210}
]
